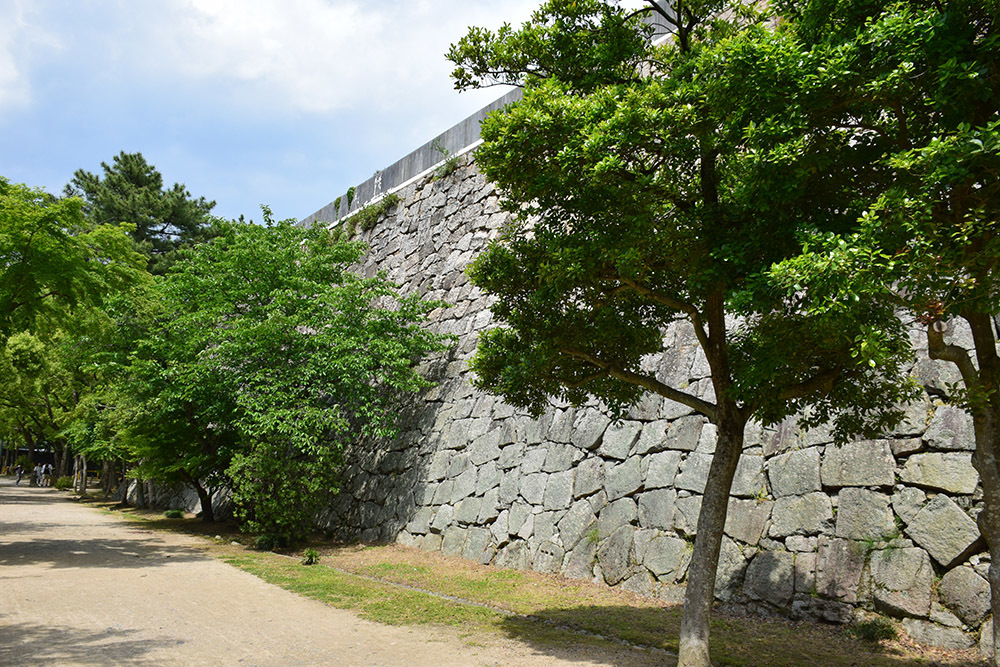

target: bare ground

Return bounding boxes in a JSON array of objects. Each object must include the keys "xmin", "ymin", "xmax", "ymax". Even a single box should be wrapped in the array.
[{"xmin": 0, "ymin": 479, "xmax": 667, "ymax": 666}]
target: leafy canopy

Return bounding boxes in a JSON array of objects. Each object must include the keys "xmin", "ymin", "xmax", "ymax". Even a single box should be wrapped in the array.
[
  {"xmin": 449, "ymin": 0, "xmax": 915, "ymax": 439},
  {"xmin": 124, "ymin": 212, "xmax": 450, "ymax": 537},
  {"xmin": 0, "ymin": 177, "xmax": 145, "ymax": 339}
]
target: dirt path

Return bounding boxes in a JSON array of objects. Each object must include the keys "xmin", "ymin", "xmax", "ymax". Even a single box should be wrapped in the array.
[{"xmin": 0, "ymin": 479, "xmax": 667, "ymax": 666}]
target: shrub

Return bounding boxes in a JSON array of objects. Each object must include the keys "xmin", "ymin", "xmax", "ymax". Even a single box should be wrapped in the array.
[
  {"xmin": 164, "ymin": 509, "xmax": 185, "ymax": 519},
  {"xmin": 301, "ymin": 548, "xmax": 320, "ymax": 565},
  {"xmin": 852, "ymin": 617, "xmax": 897, "ymax": 642},
  {"xmin": 54, "ymin": 476, "xmax": 73, "ymax": 490},
  {"xmin": 254, "ymin": 533, "xmax": 289, "ymax": 552}
]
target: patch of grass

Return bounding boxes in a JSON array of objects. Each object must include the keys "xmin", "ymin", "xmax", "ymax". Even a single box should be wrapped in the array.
[
  {"xmin": 164, "ymin": 509, "xmax": 184, "ymax": 519},
  {"xmin": 301, "ymin": 548, "xmax": 320, "ymax": 565},
  {"xmin": 222, "ymin": 553, "xmax": 502, "ymax": 632}
]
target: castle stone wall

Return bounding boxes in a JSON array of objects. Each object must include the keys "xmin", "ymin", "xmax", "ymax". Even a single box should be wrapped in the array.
[{"xmin": 308, "ymin": 152, "xmax": 992, "ymax": 653}]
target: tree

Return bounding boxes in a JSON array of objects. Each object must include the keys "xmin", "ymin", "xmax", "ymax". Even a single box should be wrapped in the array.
[
  {"xmin": 0, "ymin": 177, "xmax": 147, "ymax": 472},
  {"xmin": 768, "ymin": 1, "xmax": 1000, "ymax": 661},
  {"xmin": 0, "ymin": 177, "xmax": 144, "ymax": 338},
  {"xmin": 124, "ymin": 213, "xmax": 449, "ymax": 535},
  {"xmin": 65, "ymin": 152, "xmax": 216, "ymax": 274},
  {"xmin": 448, "ymin": 2, "xmax": 916, "ymax": 664}
]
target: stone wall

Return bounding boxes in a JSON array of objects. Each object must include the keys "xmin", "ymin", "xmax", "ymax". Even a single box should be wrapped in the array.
[{"xmin": 306, "ymin": 150, "xmax": 993, "ymax": 654}]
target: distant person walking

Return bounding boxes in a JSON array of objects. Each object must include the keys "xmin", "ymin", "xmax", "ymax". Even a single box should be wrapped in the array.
[
  {"xmin": 14, "ymin": 463, "xmax": 23, "ymax": 485},
  {"xmin": 32, "ymin": 463, "xmax": 42, "ymax": 487},
  {"xmin": 42, "ymin": 463, "xmax": 53, "ymax": 487}
]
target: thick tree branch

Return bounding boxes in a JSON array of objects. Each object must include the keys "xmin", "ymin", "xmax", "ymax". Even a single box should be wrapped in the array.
[
  {"xmin": 550, "ymin": 370, "xmax": 607, "ymax": 390},
  {"xmin": 776, "ymin": 368, "xmax": 842, "ymax": 401},
  {"xmin": 617, "ymin": 276, "xmax": 711, "ymax": 351},
  {"xmin": 928, "ymin": 325, "xmax": 981, "ymax": 390},
  {"xmin": 561, "ymin": 347, "xmax": 718, "ymax": 421}
]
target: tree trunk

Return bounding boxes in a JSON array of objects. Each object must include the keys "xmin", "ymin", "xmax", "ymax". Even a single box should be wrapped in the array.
[
  {"xmin": 932, "ymin": 316, "xmax": 1000, "ymax": 664},
  {"xmin": 135, "ymin": 475, "xmax": 147, "ymax": 508},
  {"xmin": 57, "ymin": 446, "xmax": 69, "ymax": 478},
  {"xmin": 79, "ymin": 454, "xmax": 88, "ymax": 496},
  {"xmin": 117, "ymin": 468, "xmax": 130, "ymax": 507},
  {"xmin": 972, "ymin": 404, "xmax": 1000, "ymax": 666},
  {"xmin": 52, "ymin": 440, "xmax": 66, "ymax": 479},
  {"xmin": 677, "ymin": 408, "xmax": 746, "ymax": 667},
  {"xmin": 101, "ymin": 461, "xmax": 113, "ymax": 498},
  {"xmin": 181, "ymin": 472, "xmax": 215, "ymax": 522}
]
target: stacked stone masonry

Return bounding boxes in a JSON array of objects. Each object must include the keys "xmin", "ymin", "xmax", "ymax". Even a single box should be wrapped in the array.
[{"xmin": 315, "ymin": 154, "xmax": 993, "ymax": 654}]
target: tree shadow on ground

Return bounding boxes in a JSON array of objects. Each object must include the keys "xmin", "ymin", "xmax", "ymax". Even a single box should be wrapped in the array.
[
  {"xmin": 0, "ymin": 536, "xmax": 207, "ymax": 571},
  {"xmin": 498, "ymin": 604, "xmax": 985, "ymax": 667},
  {"xmin": 0, "ymin": 620, "xmax": 177, "ymax": 666}
]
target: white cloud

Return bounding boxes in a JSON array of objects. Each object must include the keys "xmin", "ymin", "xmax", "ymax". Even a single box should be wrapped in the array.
[
  {"xmin": 0, "ymin": 0, "xmax": 60, "ymax": 115},
  {"xmin": 134, "ymin": 0, "xmax": 537, "ymax": 114}
]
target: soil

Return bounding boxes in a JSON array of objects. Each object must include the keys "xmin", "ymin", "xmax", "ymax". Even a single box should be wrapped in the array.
[{"xmin": 0, "ymin": 479, "xmax": 666, "ymax": 666}]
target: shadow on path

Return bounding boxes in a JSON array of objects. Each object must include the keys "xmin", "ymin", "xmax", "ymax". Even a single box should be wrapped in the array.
[
  {"xmin": 0, "ymin": 536, "xmax": 206, "ymax": 570},
  {"xmin": 0, "ymin": 619, "xmax": 178, "ymax": 666},
  {"xmin": 0, "ymin": 481, "xmax": 207, "ymax": 570}
]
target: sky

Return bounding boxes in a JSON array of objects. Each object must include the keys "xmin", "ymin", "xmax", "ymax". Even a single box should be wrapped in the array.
[{"xmin": 0, "ymin": 0, "xmax": 541, "ymax": 222}]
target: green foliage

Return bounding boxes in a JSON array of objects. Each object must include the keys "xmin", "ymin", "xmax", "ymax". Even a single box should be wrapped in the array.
[
  {"xmin": 450, "ymin": 7, "xmax": 924, "ymax": 661},
  {"xmin": 14, "ymin": 454, "xmax": 32, "ymax": 471},
  {"xmin": 333, "ymin": 196, "xmax": 342, "ymax": 213},
  {"xmin": 354, "ymin": 193, "xmax": 400, "ymax": 232},
  {"xmin": 450, "ymin": 0, "xmax": 914, "ymax": 437},
  {"xmin": 65, "ymin": 152, "xmax": 216, "ymax": 275},
  {"xmin": 346, "ymin": 186, "xmax": 356, "ymax": 208},
  {"xmin": 0, "ymin": 177, "xmax": 145, "ymax": 338},
  {"xmin": 54, "ymin": 476, "xmax": 72, "ymax": 490},
  {"xmin": 431, "ymin": 141, "xmax": 460, "ymax": 180},
  {"xmin": 301, "ymin": 548, "xmax": 320, "ymax": 565},
  {"xmin": 124, "ymin": 210, "xmax": 449, "ymax": 537},
  {"xmin": 254, "ymin": 533, "xmax": 289, "ymax": 552},
  {"xmin": 0, "ymin": 177, "xmax": 148, "ymax": 477},
  {"xmin": 164, "ymin": 509, "xmax": 184, "ymax": 519}
]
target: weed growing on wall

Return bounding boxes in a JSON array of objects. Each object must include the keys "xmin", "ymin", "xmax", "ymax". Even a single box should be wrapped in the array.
[
  {"xmin": 431, "ymin": 140, "xmax": 460, "ymax": 180},
  {"xmin": 355, "ymin": 193, "xmax": 400, "ymax": 232}
]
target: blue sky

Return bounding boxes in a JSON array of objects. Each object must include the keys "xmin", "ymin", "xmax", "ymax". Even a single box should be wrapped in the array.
[{"xmin": 0, "ymin": 0, "xmax": 539, "ymax": 222}]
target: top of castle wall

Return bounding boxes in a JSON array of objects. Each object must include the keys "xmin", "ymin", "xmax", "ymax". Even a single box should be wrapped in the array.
[{"xmin": 300, "ymin": 88, "xmax": 523, "ymax": 227}]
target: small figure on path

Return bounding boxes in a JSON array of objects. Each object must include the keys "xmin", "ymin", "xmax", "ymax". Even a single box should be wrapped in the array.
[
  {"xmin": 14, "ymin": 463, "xmax": 23, "ymax": 485},
  {"xmin": 32, "ymin": 463, "xmax": 42, "ymax": 487},
  {"xmin": 42, "ymin": 463, "xmax": 52, "ymax": 487}
]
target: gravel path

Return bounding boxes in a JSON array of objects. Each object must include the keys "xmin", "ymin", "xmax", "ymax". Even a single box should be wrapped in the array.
[{"xmin": 0, "ymin": 479, "xmax": 666, "ymax": 666}]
